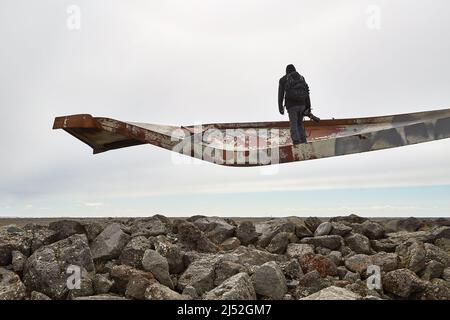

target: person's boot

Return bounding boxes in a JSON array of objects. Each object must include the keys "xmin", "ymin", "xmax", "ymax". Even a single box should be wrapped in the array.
[
  {"xmin": 293, "ymin": 138, "xmax": 307, "ymax": 146},
  {"xmin": 310, "ymin": 114, "xmax": 320, "ymax": 123}
]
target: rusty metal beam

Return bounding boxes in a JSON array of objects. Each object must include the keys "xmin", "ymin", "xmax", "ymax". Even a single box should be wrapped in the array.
[{"xmin": 53, "ymin": 108, "xmax": 450, "ymax": 166}]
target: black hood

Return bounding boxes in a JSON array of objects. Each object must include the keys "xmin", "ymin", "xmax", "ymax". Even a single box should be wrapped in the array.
[
  {"xmin": 286, "ymin": 70, "xmax": 302, "ymax": 81},
  {"xmin": 286, "ymin": 64, "xmax": 296, "ymax": 74}
]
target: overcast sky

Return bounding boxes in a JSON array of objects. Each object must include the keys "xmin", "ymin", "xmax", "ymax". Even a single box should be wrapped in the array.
[{"xmin": 1, "ymin": 0, "xmax": 450, "ymax": 218}]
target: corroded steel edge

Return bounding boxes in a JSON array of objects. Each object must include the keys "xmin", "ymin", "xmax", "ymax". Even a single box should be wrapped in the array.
[{"xmin": 53, "ymin": 108, "xmax": 450, "ymax": 166}]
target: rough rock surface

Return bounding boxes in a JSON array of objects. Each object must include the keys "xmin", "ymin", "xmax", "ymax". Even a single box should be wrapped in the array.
[
  {"xmin": 48, "ymin": 220, "xmax": 85, "ymax": 240},
  {"xmin": 0, "ymin": 267, "xmax": 26, "ymax": 300},
  {"xmin": 301, "ymin": 235, "xmax": 342, "ymax": 250},
  {"xmin": 204, "ymin": 272, "xmax": 256, "ymax": 300},
  {"xmin": 23, "ymin": 234, "xmax": 94, "ymax": 299},
  {"xmin": 221, "ymin": 237, "xmax": 241, "ymax": 251},
  {"xmin": 0, "ymin": 225, "xmax": 32, "ymax": 266},
  {"xmin": 145, "ymin": 282, "xmax": 183, "ymax": 300},
  {"xmin": 91, "ymin": 223, "xmax": 131, "ymax": 261},
  {"xmin": 286, "ymin": 243, "xmax": 314, "ymax": 259},
  {"xmin": 23, "ymin": 224, "xmax": 58, "ymax": 253},
  {"xmin": 299, "ymin": 253, "xmax": 338, "ymax": 277},
  {"xmin": 383, "ymin": 269, "xmax": 425, "ymax": 298},
  {"xmin": 0, "ymin": 215, "xmax": 449, "ymax": 300},
  {"xmin": 235, "ymin": 221, "xmax": 259, "ymax": 245},
  {"xmin": 178, "ymin": 255, "xmax": 217, "ymax": 295},
  {"xmin": 314, "ymin": 222, "xmax": 333, "ymax": 237},
  {"xmin": 177, "ymin": 221, "xmax": 219, "ymax": 253},
  {"xmin": 301, "ymin": 286, "xmax": 361, "ymax": 300},
  {"xmin": 252, "ymin": 261, "xmax": 287, "ymax": 299},
  {"xmin": 345, "ymin": 233, "xmax": 371, "ymax": 254},
  {"xmin": 154, "ymin": 236, "xmax": 186, "ymax": 274},
  {"xmin": 142, "ymin": 249, "xmax": 173, "ymax": 289},
  {"xmin": 130, "ymin": 217, "xmax": 169, "ymax": 238},
  {"xmin": 119, "ymin": 236, "xmax": 152, "ymax": 269},
  {"xmin": 93, "ymin": 274, "xmax": 114, "ymax": 294},
  {"xmin": 110, "ymin": 265, "xmax": 154, "ymax": 294},
  {"xmin": 266, "ymin": 232, "xmax": 296, "ymax": 254},
  {"xmin": 191, "ymin": 216, "xmax": 236, "ymax": 244}
]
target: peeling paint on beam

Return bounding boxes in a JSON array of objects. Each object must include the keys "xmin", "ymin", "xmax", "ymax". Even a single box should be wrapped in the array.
[{"xmin": 52, "ymin": 108, "xmax": 450, "ymax": 166}]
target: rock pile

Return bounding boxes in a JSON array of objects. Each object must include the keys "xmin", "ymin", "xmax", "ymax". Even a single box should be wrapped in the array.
[{"xmin": 0, "ymin": 215, "xmax": 449, "ymax": 300}]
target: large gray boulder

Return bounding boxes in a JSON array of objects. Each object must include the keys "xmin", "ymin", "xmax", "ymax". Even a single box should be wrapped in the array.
[
  {"xmin": 130, "ymin": 217, "xmax": 169, "ymax": 238},
  {"xmin": 315, "ymin": 222, "xmax": 333, "ymax": 236},
  {"xmin": 301, "ymin": 286, "xmax": 361, "ymax": 300},
  {"xmin": 252, "ymin": 261, "xmax": 287, "ymax": 299},
  {"xmin": 387, "ymin": 226, "xmax": 450, "ymax": 245},
  {"xmin": 204, "ymin": 272, "xmax": 256, "ymax": 300},
  {"xmin": 145, "ymin": 282, "xmax": 183, "ymax": 300},
  {"xmin": 11, "ymin": 250, "xmax": 27, "ymax": 272},
  {"xmin": 383, "ymin": 269, "xmax": 425, "ymax": 298},
  {"xmin": 81, "ymin": 221, "xmax": 106, "ymax": 242},
  {"xmin": 417, "ymin": 278, "xmax": 450, "ymax": 300},
  {"xmin": 300, "ymin": 235, "xmax": 343, "ymax": 250},
  {"xmin": 328, "ymin": 251, "xmax": 343, "ymax": 266},
  {"xmin": 396, "ymin": 217, "xmax": 422, "ymax": 232},
  {"xmin": 330, "ymin": 223, "xmax": 352, "ymax": 236},
  {"xmin": 435, "ymin": 238, "xmax": 450, "ymax": 254},
  {"xmin": 48, "ymin": 220, "xmax": 85, "ymax": 240},
  {"xmin": 297, "ymin": 270, "xmax": 330, "ymax": 296},
  {"xmin": 361, "ymin": 221, "xmax": 385, "ymax": 239},
  {"xmin": 125, "ymin": 274, "xmax": 154, "ymax": 300},
  {"xmin": 178, "ymin": 255, "xmax": 217, "ymax": 295},
  {"xmin": 142, "ymin": 249, "xmax": 173, "ymax": 289},
  {"xmin": 280, "ymin": 258, "xmax": 304, "ymax": 280},
  {"xmin": 330, "ymin": 214, "xmax": 367, "ymax": 224},
  {"xmin": 235, "ymin": 221, "xmax": 259, "ymax": 245},
  {"xmin": 424, "ymin": 243, "xmax": 450, "ymax": 267},
  {"xmin": 227, "ymin": 246, "xmax": 285, "ymax": 266},
  {"xmin": 396, "ymin": 240, "xmax": 427, "ymax": 273},
  {"xmin": 0, "ymin": 267, "xmax": 26, "ymax": 300},
  {"xmin": 23, "ymin": 224, "xmax": 58, "ymax": 253},
  {"xmin": 177, "ymin": 222, "xmax": 219, "ymax": 253},
  {"xmin": 345, "ymin": 233, "xmax": 371, "ymax": 254},
  {"xmin": 221, "ymin": 237, "xmax": 241, "ymax": 251},
  {"xmin": 371, "ymin": 252, "xmax": 399, "ymax": 272},
  {"xmin": 67, "ymin": 268, "xmax": 95, "ymax": 299},
  {"xmin": 286, "ymin": 243, "xmax": 314, "ymax": 260},
  {"xmin": 93, "ymin": 274, "xmax": 114, "ymax": 294},
  {"xmin": 90, "ymin": 223, "xmax": 130, "ymax": 261},
  {"xmin": 299, "ymin": 253, "xmax": 338, "ymax": 277},
  {"xmin": 30, "ymin": 291, "xmax": 52, "ymax": 300},
  {"xmin": 256, "ymin": 218, "xmax": 312, "ymax": 248},
  {"xmin": 370, "ymin": 239, "xmax": 397, "ymax": 253},
  {"xmin": 73, "ymin": 294, "xmax": 127, "ymax": 300},
  {"xmin": 192, "ymin": 217, "xmax": 236, "ymax": 245},
  {"xmin": 110, "ymin": 265, "xmax": 154, "ymax": 293},
  {"xmin": 442, "ymin": 267, "xmax": 450, "ymax": 281},
  {"xmin": 23, "ymin": 234, "xmax": 94, "ymax": 299},
  {"xmin": 421, "ymin": 260, "xmax": 444, "ymax": 281},
  {"xmin": 119, "ymin": 236, "xmax": 152, "ymax": 269},
  {"xmin": 0, "ymin": 225, "xmax": 32, "ymax": 266},
  {"xmin": 304, "ymin": 217, "xmax": 322, "ymax": 234},
  {"xmin": 154, "ymin": 236, "xmax": 186, "ymax": 274},
  {"xmin": 266, "ymin": 232, "xmax": 296, "ymax": 254},
  {"xmin": 255, "ymin": 219, "xmax": 296, "ymax": 248},
  {"xmin": 344, "ymin": 254, "xmax": 373, "ymax": 273},
  {"xmin": 213, "ymin": 256, "xmax": 249, "ymax": 286}
]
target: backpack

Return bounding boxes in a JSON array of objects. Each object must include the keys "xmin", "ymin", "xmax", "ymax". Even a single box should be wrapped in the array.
[{"xmin": 285, "ymin": 72, "xmax": 309, "ymax": 102}]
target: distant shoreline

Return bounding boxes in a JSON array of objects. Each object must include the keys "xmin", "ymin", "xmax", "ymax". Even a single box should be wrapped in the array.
[{"xmin": 1, "ymin": 216, "xmax": 448, "ymax": 228}]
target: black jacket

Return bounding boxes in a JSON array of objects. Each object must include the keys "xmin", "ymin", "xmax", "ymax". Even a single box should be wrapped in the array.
[{"xmin": 278, "ymin": 72, "xmax": 311, "ymax": 113}]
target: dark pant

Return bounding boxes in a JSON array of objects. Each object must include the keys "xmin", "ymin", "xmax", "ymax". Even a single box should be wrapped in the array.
[{"xmin": 287, "ymin": 105, "xmax": 307, "ymax": 144}]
